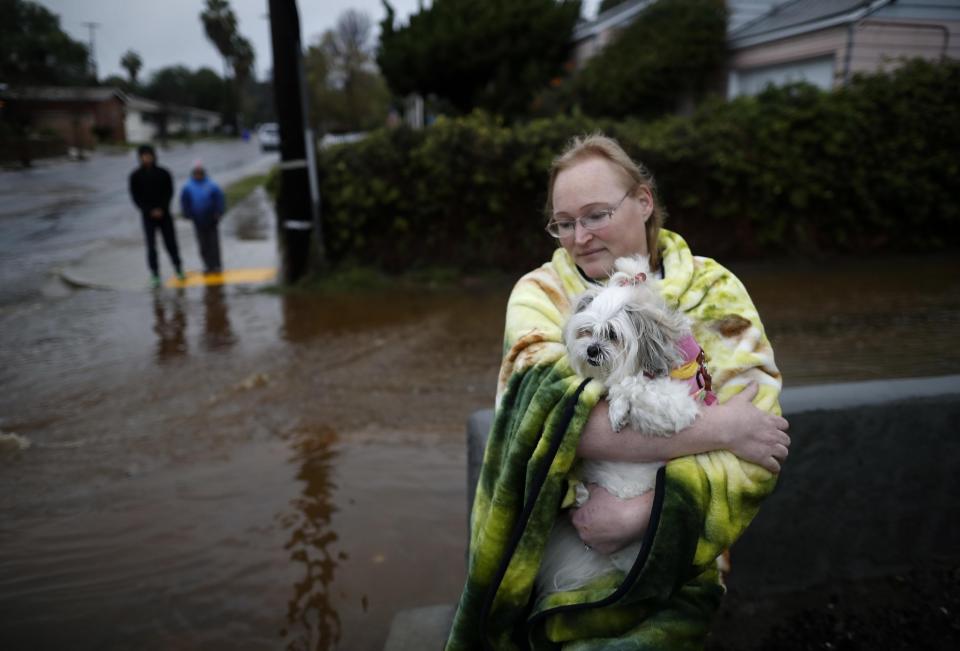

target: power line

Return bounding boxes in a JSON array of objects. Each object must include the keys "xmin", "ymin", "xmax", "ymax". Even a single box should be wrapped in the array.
[{"xmin": 82, "ymin": 21, "xmax": 101, "ymax": 79}]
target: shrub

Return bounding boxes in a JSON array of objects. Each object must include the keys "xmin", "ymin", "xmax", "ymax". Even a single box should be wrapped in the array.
[
  {"xmin": 572, "ymin": 0, "xmax": 728, "ymax": 119},
  {"xmin": 312, "ymin": 59, "xmax": 959, "ymax": 272}
]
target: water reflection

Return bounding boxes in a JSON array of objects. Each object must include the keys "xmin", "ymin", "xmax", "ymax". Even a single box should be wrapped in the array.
[
  {"xmin": 152, "ymin": 290, "xmax": 187, "ymax": 362},
  {"xmin": 278, "ymin": 425, "xmax": 342, "ymax": 651},
  {"xmin": 201, "ymin": 285, "xmax": 237, "ymax": 351},
  {"xmin": 281, "ymin": 293, "xmax": 321, "ymax": 343},
  {"xmin": 278, "ymin": 288, "xmax": 487, "ymax": 344}
]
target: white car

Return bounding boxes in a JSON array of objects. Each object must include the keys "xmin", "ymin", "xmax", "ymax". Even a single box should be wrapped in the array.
[{"xmin": 257, "ymin": 123, "xmax": 280, "ymax": 152}]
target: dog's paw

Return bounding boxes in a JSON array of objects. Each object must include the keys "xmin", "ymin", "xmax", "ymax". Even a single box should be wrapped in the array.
[{"xmin": 607, "ymin": 393, "xmax": 629, "ymax": 432}]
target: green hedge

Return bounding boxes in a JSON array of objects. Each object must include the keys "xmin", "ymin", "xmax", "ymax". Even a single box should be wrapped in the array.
[
  {"xmin": 314, "ymin": 59, "xmax": 959, "ymax": 272},
  {"xmin": 572, "ymin": 0, "xmax": 728, "ymax": 120}
]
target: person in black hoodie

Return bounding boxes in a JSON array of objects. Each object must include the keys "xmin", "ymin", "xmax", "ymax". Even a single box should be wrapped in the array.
[{"xmin": 129, "ymin": 144, "xmax": 185, "ymax": 287}]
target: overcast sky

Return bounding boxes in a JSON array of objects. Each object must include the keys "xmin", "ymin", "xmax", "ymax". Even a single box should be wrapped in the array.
[{"xmin": 37, "ymin": 0, "xmax": 602, "ymax": 82}]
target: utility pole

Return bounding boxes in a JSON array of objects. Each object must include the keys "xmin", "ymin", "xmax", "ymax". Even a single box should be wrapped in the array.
[
  {"xmin": 82, "ymin": 21, "xmax": 100, "ymax": 80},
  {"xmin": 267, "ymin": 0, "xmax": 324, "ymax": 283}
]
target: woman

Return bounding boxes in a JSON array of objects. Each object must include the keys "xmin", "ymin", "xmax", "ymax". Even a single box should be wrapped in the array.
[{"xmin": 446, "ymin": 135, "xmax": 789, "ymax": 650}]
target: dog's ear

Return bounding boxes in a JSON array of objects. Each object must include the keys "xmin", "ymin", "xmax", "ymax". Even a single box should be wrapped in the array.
[
  {"xmin": 573, "ymin": 289, "xmax": 598, "ymax": 314},
  {"xmin": 625, "ymin": 304, "xmax": 686, "ymax": 376}
]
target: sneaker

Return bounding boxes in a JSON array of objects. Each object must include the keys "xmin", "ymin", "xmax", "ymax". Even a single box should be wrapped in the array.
[{"xmin": 150, "ymin": 275, "xmax": 161, "ymax": 289}]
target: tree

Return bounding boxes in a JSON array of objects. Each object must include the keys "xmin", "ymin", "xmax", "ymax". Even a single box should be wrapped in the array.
[
  {"xmin": 377, "ymin": 0, "xmax": 581, "ymax": 118},
  {"xmin": 143, "ymin": 65, "xmax": 228, "ymax": 112},
  {"xmin": 230, "ymin": 34, "xmax": 255, "ymax": 88},
  {"xmin": 120, "ymin": 49, "xmax": 143, "ymax": 84},
  {"xmin": 200, "ymin": 0, "xmax": 256, "ymax": 128},
  {"xmin": 573, "ymin": 0, "xmax": 728, "ymax": 119},
  {"xmin": 305, "ymin": 9, "xmax": 390, "ymax": 133},
  {"xmin": 200, "ymin": 0, "xmax": 237, "ymax": 76},
  {"xmin": 0, "ymin": 0, "xmax": 93, "ymax": 85},
  {"xmin": 190, "ymin": 67, "xmax": 230, "ymax": 112}
]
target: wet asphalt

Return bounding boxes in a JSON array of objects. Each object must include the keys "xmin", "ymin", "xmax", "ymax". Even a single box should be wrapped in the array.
[{"xmin": 0, "ymin": 140, "xmax": 277, "ymax": 305}]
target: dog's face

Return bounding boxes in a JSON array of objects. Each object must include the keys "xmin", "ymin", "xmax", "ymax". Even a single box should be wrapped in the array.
[{"xmin": 564, "ymin": 283, "xmax": 687, "ymax": 385}]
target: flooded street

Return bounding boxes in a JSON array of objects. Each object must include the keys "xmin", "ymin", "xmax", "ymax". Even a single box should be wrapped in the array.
[
  {"xmin": 2, "ymin": 149, "xmax": 959, "ymax": 650},
  {"xmin": 0, "ymin": 283, "xmax": 506, "ymax": 650}
]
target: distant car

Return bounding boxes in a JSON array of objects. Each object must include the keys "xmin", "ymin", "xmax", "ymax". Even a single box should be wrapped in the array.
[{"xmin": 257, "ymin": 123, "xmax": 280, "ymax": 151}]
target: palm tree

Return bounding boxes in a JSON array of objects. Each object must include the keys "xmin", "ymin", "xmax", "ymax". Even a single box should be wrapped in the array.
[
  {"xmin": 200, "ymin": 0, "xmax": 255, "ymax": 131},
  {"xmin": 200, "ymin": 0, "xmax": 237, "ymax": 78},
  {"xmin": 230, "ymin": 34, "xmax": 255, "ymax": 88},
  {"xmin": 120, "ymin": 49, "xmax": 143, "ymax": 85}
]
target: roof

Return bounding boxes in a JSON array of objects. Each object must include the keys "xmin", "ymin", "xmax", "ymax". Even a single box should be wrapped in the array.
[
  {"xmin": 576, "ymin": 0, "xmax": 801, "ymax": 43},
  {"xmin": 727, "ymin": 0, "xmax": 785, "ymax": 33},
  {"xmin": 729, "ymin": 0, "xmax": 890, "ymax": 48},
  {"xmin": 574, "ymin": 0, "xmax": 958, "ymax": 52},
  {"xmin": 574, "ymin": 0, "xmax": 657, "ymax": 42},
  {"xmin": 124, "ymin": 94, "xmax": 162, "ymax": 112},
  {"xmin": 124, "ymin": 94, "xmax": 219, "ymax": 119},
  {"xmin": 1, "ymin": 86, "xmax": 221, "ymax": 120},
  {"xmin": 0, "ymin": 86, "xmax": 127, "ymax": 103}
]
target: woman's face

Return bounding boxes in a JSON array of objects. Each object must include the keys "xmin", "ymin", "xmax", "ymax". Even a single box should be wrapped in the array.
[{"xmin": 551, "ymin": 156, "xmax": 652, "ymax": 280}]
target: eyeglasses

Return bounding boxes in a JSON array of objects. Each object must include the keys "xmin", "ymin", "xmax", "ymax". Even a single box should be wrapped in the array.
[{"xmin": 546, "ymin": 189, "xmax": 632, "ymax": 239}]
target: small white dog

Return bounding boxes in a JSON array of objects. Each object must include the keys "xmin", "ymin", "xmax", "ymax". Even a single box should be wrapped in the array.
[{"xmin": 536, "ymin": 255, "xmax": 714, "ymax": 594}]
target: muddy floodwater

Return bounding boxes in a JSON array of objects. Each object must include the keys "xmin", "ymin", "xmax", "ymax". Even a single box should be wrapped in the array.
[{"xmin": 1, "ymin": 253, "xmax": 958, "ymax": 650}]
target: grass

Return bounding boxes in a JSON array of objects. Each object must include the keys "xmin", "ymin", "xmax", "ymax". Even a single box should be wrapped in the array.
[{"xmin": 224, "ymin": 172, "xmax": 269, "ymax": 208}]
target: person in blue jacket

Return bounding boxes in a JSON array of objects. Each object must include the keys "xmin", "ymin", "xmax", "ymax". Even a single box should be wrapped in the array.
[{"xmin": 180, "ymin": 161, "xmax": 226, "ymax": 274}]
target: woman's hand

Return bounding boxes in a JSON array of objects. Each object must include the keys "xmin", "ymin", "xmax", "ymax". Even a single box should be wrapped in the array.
[
  {"xmin": 577, "ymin": 383, "xmax": 790, "ymax": 471},
  {"xmin": 708, "ymin": 382, "xmax": 790, "ymax": 473},
  {"xmin": 570, "ymin": 484, "xmax": 654, "ymax": 554}
]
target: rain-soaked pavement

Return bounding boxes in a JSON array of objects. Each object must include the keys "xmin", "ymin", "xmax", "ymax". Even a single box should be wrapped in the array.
[
  {"xmin": 1, "ymin": 145, "xmax": 960, "ymax": 650},
  {"xmin": 0, "ymin": 139, "xmax": 277, "ymax": 304}
]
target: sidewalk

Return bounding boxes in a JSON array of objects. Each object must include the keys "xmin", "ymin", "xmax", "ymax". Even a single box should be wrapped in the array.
[{"xmin": 60, "ymin": 187, "xmax": 278, "ymax": 291}]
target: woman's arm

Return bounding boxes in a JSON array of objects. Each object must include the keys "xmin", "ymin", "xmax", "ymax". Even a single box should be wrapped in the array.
[
  {"xmin": 577, "ymin": 382, "xmax": 790, "ymax": 473},
  {"xmin": 572, "ymin": 382, "xmax": 790, "ymax": 553}
]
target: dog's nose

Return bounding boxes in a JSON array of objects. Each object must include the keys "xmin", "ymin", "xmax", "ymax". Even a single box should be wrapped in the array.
[{"xmin": 587, "ymin": 344, "xmax": 601, "ymax": 364}]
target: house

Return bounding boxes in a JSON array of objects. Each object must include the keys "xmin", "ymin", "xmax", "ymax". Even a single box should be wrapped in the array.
[
  {"xmin": 572, "ymin": 0, "xmax": 658, "ymax": 67},
  {"xmin": 0, "ymin": 86, "xmax": 127, "ymax": 148},
  {"xmin": 124, "ymin": 95, "xmax": 222, "ymax": 143},
  {"xmin": 0, "ymin": 86, "xmax": 224, "ymax": 148},
  {"xmin": 570, "ymin": 0, "xmax": 959, "ymax": 98},
  {"xmin": 124, "ymin": 94, "xmax": 163, "ymax": 144},
  {"xmin": 728, "ymin": 0, "xmax": 960, "ymax": 97},
  {"xmin": 165, "ymin": 105, "xmax": 221, "ymax": 138},
  {"xmin": 571, "ymin": 0, "xmax": 782, "ymax": 69}
]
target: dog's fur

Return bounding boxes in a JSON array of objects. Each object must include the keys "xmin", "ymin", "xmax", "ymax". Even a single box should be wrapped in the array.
[{"xmin": 536, "ymin": 255, "xmax": 702, "ymax": 594}]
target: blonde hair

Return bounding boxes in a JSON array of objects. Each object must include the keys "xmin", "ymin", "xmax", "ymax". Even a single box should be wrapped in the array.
[{"xmin": 545, "ymin": 133, "xmax": 666, "ymax": 270}]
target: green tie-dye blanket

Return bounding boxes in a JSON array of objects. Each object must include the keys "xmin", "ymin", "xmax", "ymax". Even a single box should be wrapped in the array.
[{"xmin": 445, "ymin": 230, "xmax": 782, "ymax": 650}]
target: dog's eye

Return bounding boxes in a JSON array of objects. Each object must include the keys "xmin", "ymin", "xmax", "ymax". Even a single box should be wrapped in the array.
[
  {"xmin": 607, "ymin": 328, "xmax": 618, "ymax": 342},
  {"xmin": 577, "ymin": 327, "xmax": 591, "ymax": 338}
]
